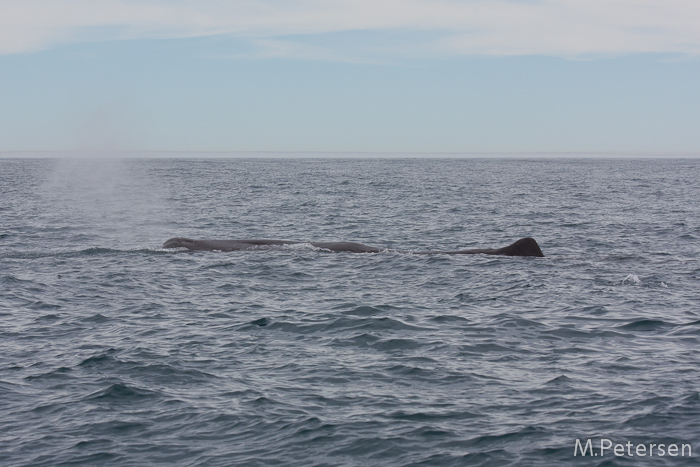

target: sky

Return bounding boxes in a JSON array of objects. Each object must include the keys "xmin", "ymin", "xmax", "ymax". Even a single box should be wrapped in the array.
[{"xmin": 1, "ymin": 0, "xmax": 699, "ymax": 154}]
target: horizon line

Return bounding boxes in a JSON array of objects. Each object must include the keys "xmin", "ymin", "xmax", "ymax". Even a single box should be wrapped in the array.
[{"xmin": 1, "ymin": 150, "xmax": 699, "ymax": 159}]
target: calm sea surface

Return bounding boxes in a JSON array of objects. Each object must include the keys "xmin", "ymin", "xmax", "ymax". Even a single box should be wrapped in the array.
[{"xmin": 1, "ymin": 158, "xmax": 699, "ymax": 466}]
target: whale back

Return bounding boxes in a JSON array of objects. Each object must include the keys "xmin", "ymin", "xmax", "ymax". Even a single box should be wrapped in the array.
[
  {"xmin": 162, "ymin": 237, "xmax": 545, "ymax": 257},
  {"xmin": 161, "ymin": 237, "xmax": 297, "ymax": 251}
]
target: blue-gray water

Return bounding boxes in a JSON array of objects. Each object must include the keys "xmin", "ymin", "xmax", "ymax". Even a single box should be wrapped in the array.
[{"xmin": 1, "ymin": 158, "xmax": 699, "ymax": 466}]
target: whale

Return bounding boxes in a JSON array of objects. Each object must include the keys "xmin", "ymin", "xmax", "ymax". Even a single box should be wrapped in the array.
[{"xmin": 162, "ymin": 237, "xmax": 544, "ymax": 257}]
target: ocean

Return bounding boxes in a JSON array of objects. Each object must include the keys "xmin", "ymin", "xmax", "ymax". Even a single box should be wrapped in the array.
[{"xmin": 1, "ymin": 157, "xmax": 699, "ymax": 466}]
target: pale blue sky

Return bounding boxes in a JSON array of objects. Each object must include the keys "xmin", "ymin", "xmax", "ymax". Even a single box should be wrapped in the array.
[{"xmin": 1, "ymin": 0, "xmax": 699, "ymax": 154}]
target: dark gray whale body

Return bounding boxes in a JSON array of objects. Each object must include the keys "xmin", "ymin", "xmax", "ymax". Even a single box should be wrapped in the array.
[{"xmin": 162, "ymin": 237, "xmax": 544, "ymax": 257}]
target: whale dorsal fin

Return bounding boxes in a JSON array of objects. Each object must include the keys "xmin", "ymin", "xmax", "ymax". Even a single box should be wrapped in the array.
[{"xmin": 492, "ymin": 237, "xmax": 544, "ymax": 257}]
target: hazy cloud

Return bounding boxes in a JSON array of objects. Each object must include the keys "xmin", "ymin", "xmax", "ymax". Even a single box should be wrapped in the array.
[{"xmin": 1, "ymin": 0, "xmax": 699, "ymax": 57}]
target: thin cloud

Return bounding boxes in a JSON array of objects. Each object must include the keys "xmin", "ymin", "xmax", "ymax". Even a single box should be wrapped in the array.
[{"xmin": 1, "ymin": 0, "xmax": 699, "ymax": 57}]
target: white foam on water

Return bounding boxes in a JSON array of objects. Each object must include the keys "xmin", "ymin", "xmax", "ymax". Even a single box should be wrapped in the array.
[{"xmin": 622, "ymin": 274, "xmax": 642, "ymax": 285}]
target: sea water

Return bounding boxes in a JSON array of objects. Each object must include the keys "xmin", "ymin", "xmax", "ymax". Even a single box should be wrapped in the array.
[{"xmin": 1, "ymin": 158, "xmax": 699, "ymax": 466}]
